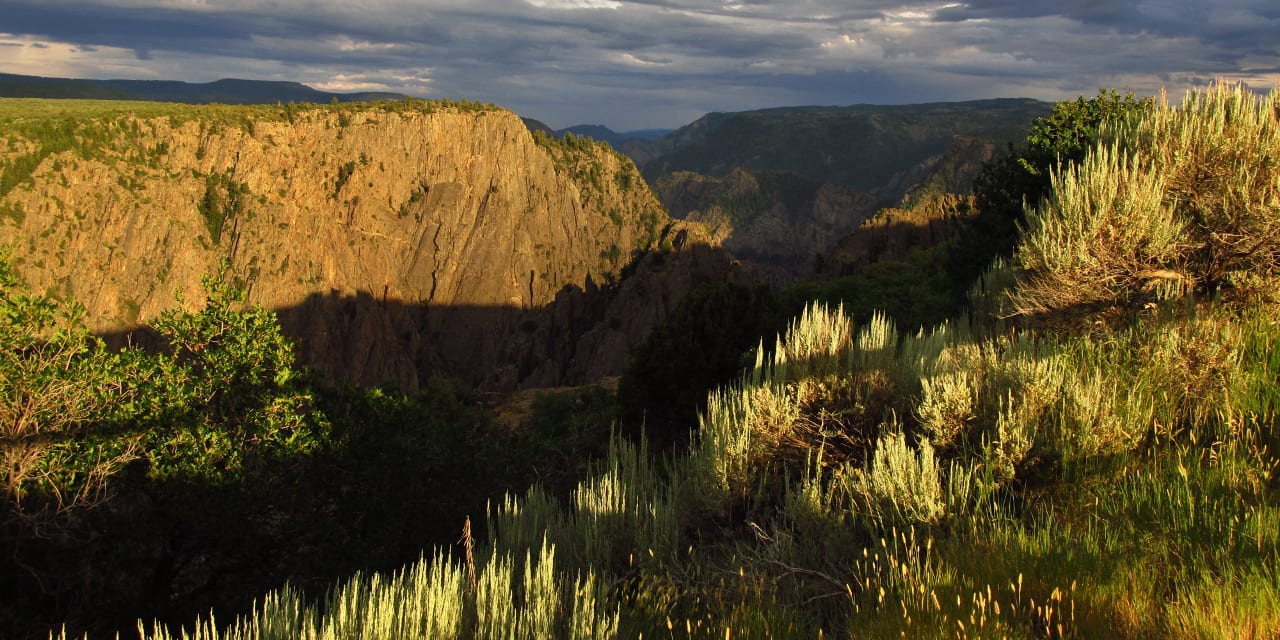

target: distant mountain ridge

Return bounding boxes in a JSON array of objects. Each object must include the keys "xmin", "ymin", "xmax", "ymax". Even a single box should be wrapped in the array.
[
  {"xmin": 632, "ymin": 98, "xmax": 1053, "ymax": 192},
  {"xmin": 0, "ymin": 73, "xmax": 409, "ymax": 104},
  {"xmin": 554, "ymin": 124, "xmax": 673, "ymax": 148}
]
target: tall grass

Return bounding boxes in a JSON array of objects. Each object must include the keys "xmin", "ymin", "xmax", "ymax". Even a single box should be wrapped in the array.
[{"xmin": 52, "ymin": 543, "xmax": 615, "ymax": 640}]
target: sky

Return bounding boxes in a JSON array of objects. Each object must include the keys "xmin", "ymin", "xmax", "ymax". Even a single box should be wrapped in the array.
[{"xmin": 0, "ymin": 1, "xmax": 1277, "ymax": 131}]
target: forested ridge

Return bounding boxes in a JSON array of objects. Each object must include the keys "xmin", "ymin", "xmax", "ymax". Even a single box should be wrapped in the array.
[{"xmin": 3, "ymin": 82, "xmax": 1279, "ymax": 638}]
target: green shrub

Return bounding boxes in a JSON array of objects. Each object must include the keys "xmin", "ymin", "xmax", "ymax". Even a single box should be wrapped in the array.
[
  {"xmin": 782, "ymin": 241, "xmax": 962, "ymax": 333},
  {"xmin": 137, "ymin": 265, "xmax": 327, "ymax": 480},
  {"xmin": 0, "ymin": 248, "xmax": 131, "ymax": 516},
  {"xmin": 507, "ymin": 385, "xmax": 618, "ymax": 498},
  {"xmin": 333, "ymin": 159, "xmax": 357, "ymax": 199},
  {"xmin": 954, "ymin": 90, "xmax": 1155, "ymax": 311},
  {"xmin": 846, "ymin": 428, "xmax": 948, "ymax": 526},
  {"xmin": 196, "ymin": 171, "xmax": 251, "ymax": 245},
  {"xmin": 972, "ymin": 89, "xmax": 1154, "ymax": 243},
  {"xmin": 1127, "ymin": 83, "xmax": 1280, "ymax": 297}
]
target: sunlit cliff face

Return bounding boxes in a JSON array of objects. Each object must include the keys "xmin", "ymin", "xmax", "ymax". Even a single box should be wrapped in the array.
[{"xmin": 0, "ymin": 101, "xmax": 670, "ymax": 390}]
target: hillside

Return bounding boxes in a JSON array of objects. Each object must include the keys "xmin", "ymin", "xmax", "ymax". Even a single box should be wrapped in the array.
[
  {"xmin": 653, "ymin": 168, "xmax": 877, "ymax": 283},
  {"xmin": 22, "ymin": 82, "xmax": 1275, "ymax": 640},
  {"xmin": 825, "ymin": 192, "xmax": 977, "ymax": 273},
  {"xmin": 627, "ymin": 100, "xmax": 1045, "ymax": 286},
  {"xmin": 634, "ymin": 98, "xmax": 1051, "ymax": 193},
  {"xmin": 4, "ymin": 84, "xmax": 1278, "ymax": 640},
  {"xmin": 553, "ymin": 125, "xmax": 672, "ymax": 149},
  {"xmin": 0, "ymin": 98, "xmax": 681, "ymax": 391}
]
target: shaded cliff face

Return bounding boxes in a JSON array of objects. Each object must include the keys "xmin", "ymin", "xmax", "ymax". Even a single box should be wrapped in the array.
[
  {"xmin": 509, "ymin": 223, "xmax": 746, "ymax": 391},
  {"xmin": 647, "ymin": 133, "xmax": 1006, "ymax": 286},
  {"xmin": 653, "ymin": 168, "xmax": 876, "ymax": 284},
  {"xmin": 0, "ymin": 100, "xmax": 670, "ymax": 390}
]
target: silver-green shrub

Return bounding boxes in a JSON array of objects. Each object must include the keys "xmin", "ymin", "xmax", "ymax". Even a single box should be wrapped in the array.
[
  {"xmin": 1127, "ymin": 83, "xmax": 1280, "ymax": 294},
  {"xmin": 1013, "ymin": 143, "xmax": 1184, "ymax": 315},
  {"xmin": 847, "ymin": 427, "xmax": 946, "ymax": 526},
  {"xmin": 1013, "ymin": 82, "xmax": 1280, "ymax": 317}
]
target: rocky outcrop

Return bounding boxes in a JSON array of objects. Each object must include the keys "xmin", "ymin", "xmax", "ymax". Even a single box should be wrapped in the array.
[
  {"xmin": 825, "ymin": 193, "xmax": 977, "ymax": 273},
  {"xmin": 0, "ymin": 100, "xmax": 673, "ymax": 391},
  {"xmin": 882, "ymin": 136, "xmax": 1000, "ymax": 208}
]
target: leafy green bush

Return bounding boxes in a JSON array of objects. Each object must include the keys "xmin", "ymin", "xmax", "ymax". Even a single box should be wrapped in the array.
[
  {"xmin": 0, "ymin": 248, "xmax": 130, "ymax": 517},
  {"xmin": 133, "ymin": 265, "xmax": 327, "ymax": 480},
  {"xmin": 505, "ymin": 385, "xmax": 618, "ymax": 498},
  {"xmin": 972, "ymin": 89, "xmax": 1154, "ymax": 239},
  {"xmin": 0, "ymin": 258, "xmax": 334, "ymax": 638},
  {"xmin": 784, "ymin": 240, "xmax": 961, "ymax": 332}
]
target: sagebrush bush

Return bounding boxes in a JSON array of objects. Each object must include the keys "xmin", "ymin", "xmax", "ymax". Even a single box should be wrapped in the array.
[
  {"xmin": 847, "ymin": 428, "xmax": 947, "ymax": 526},
  {"xmin": 114, "ymin": 543, "xmax": 617, "ymax": 640},
  {"xmin": 572, "ymin": 436, "xmax": 679, "ymax": 568},
  {"xmin": 916, "ymin": 366, "xmax": 978, "ymax": 449},
  {"xmin": 1013, "ymin": 143, "xmax": 1185, "ymax": 315},
  {"xmin": 1131, "ymin": 83, "xmax": 1280, "ymax": 294},
  {"xmin": 1012, "ymin": 82, "xmax": 1280, "ymax": 319},
  {"xmin": 776, "ymin": 301, "xmax": 855, "ymax": 382}
]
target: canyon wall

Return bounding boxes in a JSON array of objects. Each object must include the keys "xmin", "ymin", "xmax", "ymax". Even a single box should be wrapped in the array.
[{"xmin": 0, "ymin": 101, "xmax": 679, "ymax": 390}]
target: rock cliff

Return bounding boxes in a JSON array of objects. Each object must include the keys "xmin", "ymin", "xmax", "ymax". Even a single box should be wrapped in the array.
[
  {"xmin": 653, "ymin": 168, "xmax": 876, "ymax": 284},
  {"xmin": 0, "ymin": 99, "xmax": 676, "ymax": 391},
  {"xmin": 824, "ymin": 193, "xmax": 977, "ymax": 273}
]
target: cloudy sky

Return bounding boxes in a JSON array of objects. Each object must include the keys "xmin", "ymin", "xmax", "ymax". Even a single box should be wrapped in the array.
[{"xmin": 0, "ymin": 1, "xmax": 1277, "ymax": 130}]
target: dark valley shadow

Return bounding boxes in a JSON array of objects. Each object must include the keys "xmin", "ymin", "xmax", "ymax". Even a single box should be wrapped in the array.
[
  {"xmin": 2, "ymin": 242, "xmax": 749, "ymax": 640},
  {"xmin": 100, "ymin": 242, "xmax": 748, "ymax": 398}
]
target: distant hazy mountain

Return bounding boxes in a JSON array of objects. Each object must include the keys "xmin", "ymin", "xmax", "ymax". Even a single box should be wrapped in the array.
[
  {"xmin": 653, "ymin": 168, "xmax": 878, "ymax": 284},
  {"xmin": 0, "ymin": 73, "xmax": 409, "ymax": 104},
  {"xmin": 555, "ymin": 124, "xmax": 674, "ymax": 148},
  {"xmin": 633, "ymin": 99, "xmax": 1053, "ymax": 193},
  {"xmin": 522, "ymin": 118, "xmax": 556, "ymax": 137}
]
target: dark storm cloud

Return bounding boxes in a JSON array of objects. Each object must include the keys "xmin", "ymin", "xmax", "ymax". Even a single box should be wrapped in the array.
[
  {"xmin": 0, "ymin": 0, "xmax": 453, "ymax": 65},
  {"xmin": 0, "ymin": 0, "xmax": 1275, "ymax": 129},
  {"xmin": 936, "ymin": 0, "xmax": 1280, "ymax": 52},
  {"xmin": 933, "ymin": 0, "xmax": 1141, "ymax": 23}
]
